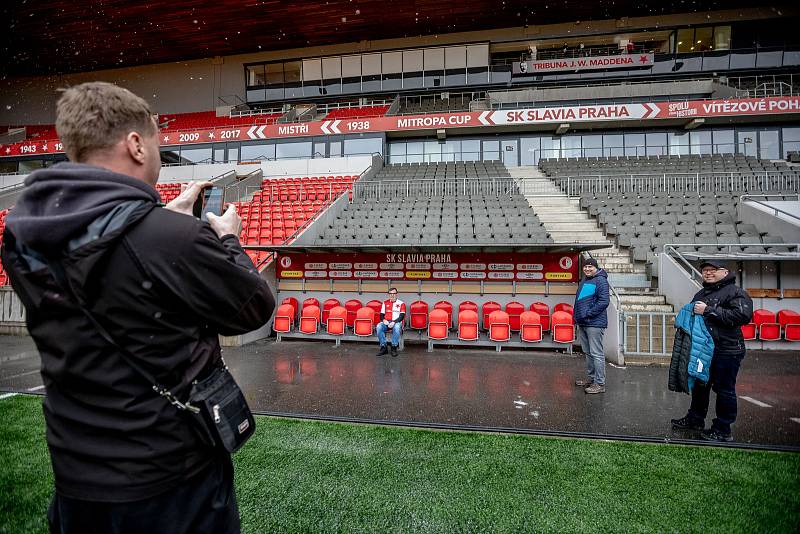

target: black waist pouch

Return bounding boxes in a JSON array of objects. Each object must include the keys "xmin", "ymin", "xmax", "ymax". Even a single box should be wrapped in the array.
[{"xmin": 189, "ymin": 365, "xmax": 256, "ymax": 453}]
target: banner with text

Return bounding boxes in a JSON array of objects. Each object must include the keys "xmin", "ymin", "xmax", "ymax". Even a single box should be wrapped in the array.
[
  {"xmin": 276, "ymin": 252, "xmax": 579, "ymax": 282},
  {"xmin": 3, "ymin": 96, "xmax": 799, "ymax": 157},
  {"xmin": 513, "ymin": 53, "xmax": 654, "ymax": 74}
]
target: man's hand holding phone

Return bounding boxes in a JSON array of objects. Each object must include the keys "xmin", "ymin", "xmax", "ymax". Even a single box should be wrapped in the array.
[
  {"xmin": 164, "ymin": 181, "xmax": 212, "ymax": 216},
  {"xmin": 207, "ymin": 205, "xmax": 242, "ymax": 240}
]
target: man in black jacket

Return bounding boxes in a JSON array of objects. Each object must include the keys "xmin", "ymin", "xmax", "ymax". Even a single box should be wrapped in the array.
[
  {"xmin": 0, "ymin": 82, "xmax": 274, "ymax": 533},
  {"xmin": 671, "ymin": 260, "xmax": 753, "ymax": 442}
]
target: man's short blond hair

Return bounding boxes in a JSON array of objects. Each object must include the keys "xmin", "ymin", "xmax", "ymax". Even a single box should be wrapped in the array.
[{"xmin": 55, "ymin": 82, "xmax": 157, "ymax": 162}]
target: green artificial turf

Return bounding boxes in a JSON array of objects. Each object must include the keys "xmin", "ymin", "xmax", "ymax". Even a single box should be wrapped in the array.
[{"xmin": 2, "ymin": 394, "xmax": 799, "ymax": 533}]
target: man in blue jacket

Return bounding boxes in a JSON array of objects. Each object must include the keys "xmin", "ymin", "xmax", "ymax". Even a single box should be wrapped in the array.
[
  {"xmin": 671, "ymin": 260, "xmax": 753, "ymax": 442},
  {"xmin": 573, "ymin": 258, "xmax": 610, "ymax": 394}
]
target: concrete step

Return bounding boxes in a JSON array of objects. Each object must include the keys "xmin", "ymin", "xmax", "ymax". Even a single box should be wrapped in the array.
[
  {"xmin": 619, "ymin": 294, "xmax": 668, "ymax": 305},
  {"xmin": 608, "ymin": 273, "xmax": 651, "ymax": 288},
  {"xmin": 620, "ymin": 304, "xmax": 675, "ymax": 312},
  {"xmin": 604, "ymin": 266, "xmax": 647, "ymax": 274},
  {"xmin": 534, "ymin": 214, "xmax": 592, "ymax": 222}
]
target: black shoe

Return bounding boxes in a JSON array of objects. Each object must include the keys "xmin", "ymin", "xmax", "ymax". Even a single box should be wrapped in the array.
[
  {"xmin": 671, "ymin": 416, "xmax": 704, "ymax": 431},
  {"xmin": 376, "ymin": 345, "xmax": 388, "ymax": 356},
  {"xmin": 390, "ymin": 344, "xmax": 398, "ymax": 357},
  {"xmin": 701, "ymin": 428, "xmax": 733, "ymax": 442}
]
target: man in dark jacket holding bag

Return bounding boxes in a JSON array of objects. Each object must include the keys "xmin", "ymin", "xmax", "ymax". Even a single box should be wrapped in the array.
[
  {"xmin": 671, "ymin": 260, "xmax": 753, "ymax": 442},
  {"xmin": 573, "ymin": 258, "xmax": 610, "ymax": 394},
  {"xmin": 1, "ymin": 82, "xmax": 274, "ymax": 533}
]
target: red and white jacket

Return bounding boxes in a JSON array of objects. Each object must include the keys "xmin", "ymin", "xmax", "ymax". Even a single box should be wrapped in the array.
[{"xmin": 380, "ymin": 299, "xmax": 406, "ymax": 322}]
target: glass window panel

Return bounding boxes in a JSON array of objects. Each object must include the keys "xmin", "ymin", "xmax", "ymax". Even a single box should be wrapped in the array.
[
  {"xmin": 520, "ymin": 137, "xmax": 541, "ymax": 165},
  {"xmin": 313, "ymin": 141, "xmax": 326, "ymax": 158},
  {"xmin": 783, "ymin": 142, "xmax": 800, "ymax": 159},
  {"xmin": 382, "ymin": 72, "xmax": 402, "ymax": 90},
  {"xmin": 782, "ymin": 127, "xmax": 800, "ymax": 142},
  {"xmin": 322, "ymin": 57, "xmax": 341, "ymax": 78},
  {"xmin": 562, "ymin": 135, "xmax": 581, "ymax": 158},
  {"xmin": 341, "ymin": 55, "xmax": 361, "ymax": 77},
  {"xmin": 625, "ymin": 133, "xmax": 646, "ymax": 157},
  {"xmin": 329, "ymin": 140, "xmax": 342, "ymax": 158},
  {"xmin": 756, "ymin": 50, "xmax": 782, "ymax": 69},
  {"xmin": 582, "ymin": 135, "xmax": 603, "ymax": 158},
  {"xmin": 407, "ymin": 141, "xmax": 424, "ymax": 156},
  {"xmin": 266, "ymin": 63, "xmax": 284, "ymax": 84},
  {"xmin": 240, "ymin": 142, "xmax": 274, "ymax": 161},
  {"xmin": 646, "ymin": 132, "xmax": 667, "ymax": 156},
  {"xmin": 668, "ymin": 132, "xmax": 690, "ymax": 156},
  {"xmin": 407, "ymin": 152, "xmax": 423, "ymax": 164},
  {"xmin": 302, "ymin": 59, "xmax": 321, "ymax": 81},
  {"xmin": 466, "ymin": 44, "xmax": 489, "ymax": 67},
  {"xmin": 489, "ymin": 65, "xmax": 511, "ymax": 84},
  {"xmin": 276, "ymin": 140, "xmax": 312, "ymax": 159},
  {"xmin": 382, "ymin": 51, "xmax": 402, "ymax": 73},
  {"xmin": 690, "ymin": 131, "xmax": 712, "ymax": 155},
  {"xmin": 246, "ymin": 88, "xmax": 266, "ymax": 102},
  {"xmin": 362, "ymin": 74, "xmax": 381, "ymax": 92},
  {"xmin": 462, "ymin": 139, "xmax": 480, "ymax": 161},
  {"xmin": 227, "ymin": 147, "xmax": 240, "ymax": 162},
  {"xmin": 213, "ymin": 146, "xmax": 226, "ymax": 163},
  {"xmin": 676, "ymin": 29, "xmax": 694, "ymax": 53},
  {"xmin": 730, "ymin": 50, "xmax": 756, "ymax": 70},
  {"xmin": 389, "ymin": 142, "xmax": 407, "ymax": 155},
  {"xmin": 362, "ymin": 53, "xmax": 381, "ymax": 75},
  {"xmin": 403, "ymin": 50, "xmax": 423, "ymax": 71},
  {"xmin": 443, "ymin": 139, "xmax": 460, "ymax": 154},
  {"xmin": 303, "ymin": 79, "xmax": 322, "ymax": 97},
  {"xmin": 179, "ymin": 144, "xmax": 212, "ymax": 164},
  {"xmin": 737, "ymin": 130, "xmax": 757, "ymax": 157},
  {"xmin": 424, "ymin": 48, "xmax": 445, "ymax": 70},
  {"xmin": 344, "ymin": 136, "xmax": 383, "ymax": 157},
  {"xmin": 445, "ymin": 47, "xmax": 466, "ymax": 69},
  {"xmin": 482, "ymin": 139, "xmax": 500, "ymax": 162},
  {"xmin": 758, "ymin": 130, "xmax": 780, "ymax": 160},
  {"xmin": 713, "ymin": 26, "xmax": 731, "ymax": 50},
  {"xmin": 713, "ymin": 129, "xmax": 735, "ymax": 154},
  {"xmin": 602, "ymin": 134, "xmax": 624, "ymax": 157},
  {"xmin": 247, "ymin": 65, "xmax": 266, "ymax": 86},
  {"xmin": 424, "ymin": 140, "xmax": 442, "ymax": 163},
  {"xmin": 284, "ymin": 61, "xmax": 303, "ymax": 98},
  {"xmin": 694, "ymin": 27, "xmax": 713, "ymax": 52},
  {"xmin": 540, "ymin": 137, "xmax": 561, "ymax": 160}
]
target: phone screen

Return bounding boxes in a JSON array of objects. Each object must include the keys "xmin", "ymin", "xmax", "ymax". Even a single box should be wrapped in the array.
[{"xmin": 201, "ymin": 187, "xmax": 224, "ymax": 221}]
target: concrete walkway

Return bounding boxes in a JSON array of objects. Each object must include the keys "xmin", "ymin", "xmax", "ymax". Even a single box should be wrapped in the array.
[{"xmin": 2, "ymin": 335, "xmax": 798, "ymax": 448}]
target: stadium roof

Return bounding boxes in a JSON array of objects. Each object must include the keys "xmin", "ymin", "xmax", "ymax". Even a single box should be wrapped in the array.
[{"xmin": 1, "ymin": 0, "xmax": 770, "ymax": 78}]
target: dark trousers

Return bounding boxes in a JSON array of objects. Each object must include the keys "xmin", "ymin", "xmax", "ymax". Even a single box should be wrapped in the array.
[
  {"xmin": 687, "ymin": 351, "xmax": 744, "ymax": 435},
  {"xmin": 48, "ymin": 455, "xmax": 240, "ymax": 534}
]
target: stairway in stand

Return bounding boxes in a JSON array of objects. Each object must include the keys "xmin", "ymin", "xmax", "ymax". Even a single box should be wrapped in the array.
[{"xmin": 509, "ymin": 165, "xmax": 676, "ymax": 363}]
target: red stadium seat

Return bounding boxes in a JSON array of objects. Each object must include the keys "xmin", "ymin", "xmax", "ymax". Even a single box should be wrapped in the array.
[
  {"xmin": 433, "ymin": 301, "xmax": 453, "ymax": 330},
  {"xmin": 353, "ymin": 307, "xmax": 375, "ymax": 337},
  {"xmin": 281, "ymin": 297, "xmax": 299, "ymax": 320},
  {"xmin": 458, "ymin": 310, "xmax": 479, "ymax": 341},
  {"xmin": 530, "ymin": 302, "xmax": 550, "ymax": 331},
  {"xmin": 409, "ymin": 300, "xmax": 429, "ymax": 330},
  {"xmin": 428, "ymin": 309, "xmax": 450, "ymax": 340},
  {"xmin": 753, "ymin": 309, "xmax": 780, "ymax": 341},
  {"xmin": 551, "ymin": 311, "xmax": 575, "ymax": 344},
  {"xmin": 458, "ymin": 301, "xmax": 478, "ymax": 315},
  {"xmin": 326, "ymin": 306, "xmax": 347, "ymax": 336},
  {"xmin": 365, "ymin": 300, "xmax": 383, "ymax": 325},
  {"xmin": 778, "ymin": 310, "xmax": 800, "ymax": 341},
  {"xmin": 488, "ymin": 310, "xmax": 511, "ymax": 342},
  {"xmin": 344, "ymin": 299, "xmax": 363, "ymax": 328},
  {"xmin": 553, "ymin": 303, "xmax": 573, "ymax": 316},
  {"xmin": 520, "ymin": 311, "xmax": 543, "ymax": 343},
  {"xmin": 321, "ymin": 298, "xmax": 341, "ymax": 326},
  {"xmin": 302, "ymin": 297, "xmax": 320, "ymax": 312},
  {"xmin": 482, "ymin": 301, "xmax": 501, "ymax": 330},
  {"xmin": 505, "ymin": 301, "xmax": 525, "ymax": 331},
  {"xmin": 740, "ymin": 323, "xmax": 757, "ymax": 341},
  {"xmin": 273, "ymin": 304, "xmax": 294, "ymax": 333},
  {"xmin": 785, "ymin": 324, "xmax": 800, "ymax": 342},
  {"xmin": 299, "ymin": 305, "xmax": 320, "ymax": 334}
]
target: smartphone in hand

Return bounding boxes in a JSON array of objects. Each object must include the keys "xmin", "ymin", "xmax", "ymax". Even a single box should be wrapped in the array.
[{"xmin": 193, "ymin": 186, "xmax": 225, "ymax": 221}]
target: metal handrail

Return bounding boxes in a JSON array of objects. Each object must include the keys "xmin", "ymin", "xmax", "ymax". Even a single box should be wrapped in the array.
[
  {"xmin": 662, "ymin": 243, "xmax": 800, "ymax": 284},
  {"xmin": 739, "ymin": 194, "xmax": 800, "ymax": 222}
]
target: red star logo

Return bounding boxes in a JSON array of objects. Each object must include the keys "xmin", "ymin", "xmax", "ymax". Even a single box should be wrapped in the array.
[
  {"xmin": 42, "ymin": 144, "xmax": 48, "ymax": 151},
  {"xmin": 640, "ymin": 55, "xmax": 649, "ymax": 64}
]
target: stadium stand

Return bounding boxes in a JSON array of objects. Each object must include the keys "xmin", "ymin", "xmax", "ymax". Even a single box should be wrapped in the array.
[
  {"xmin": 399, "ymin": 94, "xmax": 474, "ymax": 115},
  {"xmin": 313, "ymin": 162, "xmax": 551, "ymax": 245},
  {"xmin": 323, "ymin": 105, "xmax": 390, "ymax": 120},
  {"xmin": 158, "ymin": 110, "xmax": 283, "ymax": 131},
  {"xmin": 154, "ymin": 182, "xmax": 185, "ymax": 203}
]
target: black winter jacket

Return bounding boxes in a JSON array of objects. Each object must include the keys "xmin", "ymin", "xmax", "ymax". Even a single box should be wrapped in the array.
[
  {"xmin": 0, "ymin": 163, "xmax": 275, "ymax": 502},
  {"xmin": 691, "ymin": 272, "xmax": 753, "ymax": 356}
]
